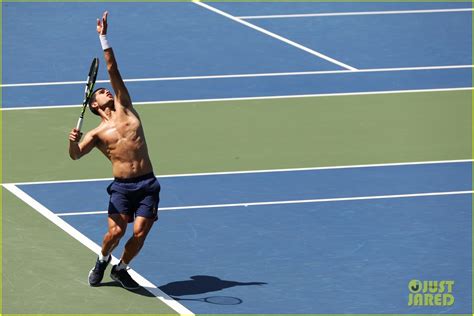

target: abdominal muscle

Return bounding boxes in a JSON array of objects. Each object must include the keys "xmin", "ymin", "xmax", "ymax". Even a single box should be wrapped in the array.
[
  {"xmin": 96, "ymin": 117, "xmax": 154, "ymax": 179},
  {"xmin": 109, "ymin": 146, "xmax": 154, "ymax": 179}
]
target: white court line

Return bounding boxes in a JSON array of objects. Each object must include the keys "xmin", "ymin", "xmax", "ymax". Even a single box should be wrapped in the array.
[
  {"xmin": 192, "ymin": 1, "xmax": 357, "ymax": 71},
  {"xmin": 54, "ymin": 190, "xmax": 474, "ymax": 216},
  {"xmin": 57, "ymin": 210, "xmax": 108, "ymax": 216},
  {"xmin": 2, "ymin": 184, "xmax": 194, "ymax": 316},
  {"xmin": 238, "ymin": 7, "xmax": 474, "ymax": 19},
  {"xmin": 7, "ymin": 158, "xmax": 473, "ymax": 186},
  {"xmin": 2, "ymin": 86, "xmax": 473, "ymax": 112},
  {"xmin": 2, "ymin": 64, "xmax": 472, "ymax": 88}
]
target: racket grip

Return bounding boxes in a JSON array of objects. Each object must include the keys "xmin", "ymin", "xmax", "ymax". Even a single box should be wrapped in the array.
[{"xmin": 76, "ymin": 117, "xmax": 83, "ymax": 131}]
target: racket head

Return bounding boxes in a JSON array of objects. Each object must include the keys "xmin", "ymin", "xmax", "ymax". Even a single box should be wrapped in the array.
[
  {"xmin": 80, "ymin": 57, "xmax": 100, "ymax": 117},
  {"xmin": 87, "ymin": 57, "xmax": 99, "ymax": 88}
]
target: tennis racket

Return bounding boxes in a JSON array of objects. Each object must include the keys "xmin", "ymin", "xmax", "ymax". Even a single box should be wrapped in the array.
[{"xmin": 76, "ymin": 57, "xmax": 99, "ymax": 131}]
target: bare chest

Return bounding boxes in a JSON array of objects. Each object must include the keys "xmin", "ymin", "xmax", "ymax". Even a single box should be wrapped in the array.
[{"xmin": 99, "ymin": 115, "xmax": 144, "ymax": 147}]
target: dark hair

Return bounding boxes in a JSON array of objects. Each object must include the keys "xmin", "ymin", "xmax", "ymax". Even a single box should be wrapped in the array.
[{"xmin": 88, "ymin": 87, "xmax": 103, "ymax": 116}]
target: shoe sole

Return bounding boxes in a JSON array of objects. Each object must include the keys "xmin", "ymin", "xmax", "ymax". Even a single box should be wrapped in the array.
[{"xmin": 110, "ymin": 272, "xmax": 140, "ymax": 290}]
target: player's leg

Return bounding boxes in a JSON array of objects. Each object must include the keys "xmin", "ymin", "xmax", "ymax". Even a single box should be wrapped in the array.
[
  {"xmin": 89, "ymin": 181, "xmax": 132, "ymax": 287},
  {"xmin": 111, "ymin": 177, "xmax": 160, "ymax": 290},
  {"xmin": 121, "ymin": 216, "xmax": 155, "ymax": 264},
  {"xmin": 102, "ymin": 213, "xmax": 129, "ymax": 256},
  {"xmin": 89, "ymin": 213, "xmax": 130, "ymax": 286},
  {"xmin": 103, "ymin": 181, "xmax": 134, "ymax": 257},
  {"xmin": 110, "ymin": 216, "xmax": 155, "ymax": 290}
]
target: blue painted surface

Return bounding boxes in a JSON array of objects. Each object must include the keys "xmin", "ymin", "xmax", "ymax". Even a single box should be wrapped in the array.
[
  {"xmin": 2, "ymin": 2, "xmax": 339, "ymax": 85},
  {"xmin": 18, "ymin": 162, "xmax": 472, "ymax": 213},
  {"xmin": 250, "ymin": 10, "xmax": 472, "ymax": 68},
  {"xmin": 18, "ymin": 163, "xmax": 472, "ymax": 313},
  {"xmin": 212, "ymin": 2, "xmax": 472, "ymax": 17},
  {"xmin": 2, "ymin": 2, "xmax": 472, "ymax": 108},
  {"xmin": 23, "ymin": 190, "xmax": 473, "ymax": 314}
]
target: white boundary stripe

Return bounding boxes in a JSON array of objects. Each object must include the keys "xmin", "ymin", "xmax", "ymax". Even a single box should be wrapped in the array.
[
  {"xmin": 2, "ymin": 86, "xmax": 473, "ymax": 112},
  {"xmin": 2, "ymin": 184, "xmax": 194, "ymax": 316},
  {"xmin": 54, "ymin": 190, "xmax": 474, "ymax": 216},
  {"xmin": 2, "ymin": 64, "xmax": 472, "ymax": 88},
  {"xmin": 57, "ymin": 210, "xmax": 108, "ymax": 216},
  {"xmin": 238, "ymin": 7, "xmax": 474, "ymax": 19},
  {"xmin": 159, "ymin": 191, "xmax": 474, "ymax": 210},
  {"xmin": 7, "ymin": 158, "xmax": 473, "ymax": 186},
  {"xmin": 2, "ymin": 79, "xmax": 105, "ymax": 88},
  {"xmin": 192, "ymin": 1, "xmax": 358, "ymax": 71}
]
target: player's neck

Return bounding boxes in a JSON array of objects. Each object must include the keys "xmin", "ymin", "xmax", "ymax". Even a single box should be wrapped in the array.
[{"xmin": 100, "ymin": 107, "xmax": 114, "ymax": 120}]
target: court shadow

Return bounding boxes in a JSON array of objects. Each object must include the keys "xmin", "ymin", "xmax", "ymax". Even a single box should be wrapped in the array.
[{"xmin": 158, "ymin": 275, "xmax": 267, "ymax": 296}]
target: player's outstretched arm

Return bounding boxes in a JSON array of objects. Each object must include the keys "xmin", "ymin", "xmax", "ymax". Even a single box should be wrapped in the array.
[{"xmin": 97, "ymin": 11, "xmax": 132, "ymax": 108}]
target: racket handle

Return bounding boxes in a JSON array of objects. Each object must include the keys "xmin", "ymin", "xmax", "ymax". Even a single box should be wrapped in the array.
[{"xmin": 76, "ymin": 117, "xmax": 83, "ymax": 131}]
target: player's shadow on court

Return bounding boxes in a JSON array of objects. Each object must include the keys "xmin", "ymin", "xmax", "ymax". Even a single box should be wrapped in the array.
[
  {"xmin": 101, "ymin": 275, "xmax": 266, "ymax": 300},
  {"xmin": 159, "ymin": 275, "xmax": 267, "ymax": 296}
]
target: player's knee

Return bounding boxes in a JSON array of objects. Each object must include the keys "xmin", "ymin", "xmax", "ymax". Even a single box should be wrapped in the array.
[
  {"xmin": 110, "ymin": 225, "xmax": 125, "ymax": 239},
  {"xmin": 133, "ymin": 230, "xmax": 147, "ymax": 241}
]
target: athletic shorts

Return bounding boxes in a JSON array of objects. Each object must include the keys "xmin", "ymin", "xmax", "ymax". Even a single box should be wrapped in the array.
[{"xmin": 107, "ymin": 172, "xmax": 161, "ymax": 223}]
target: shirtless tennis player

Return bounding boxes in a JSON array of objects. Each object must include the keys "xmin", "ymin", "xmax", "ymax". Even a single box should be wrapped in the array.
[{"xmin": 68, "ymin": 11, "xmax": 160, "ymax": 290}]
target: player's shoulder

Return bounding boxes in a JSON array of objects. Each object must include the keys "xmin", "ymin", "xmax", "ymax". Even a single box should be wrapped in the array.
[
  {"xmin": 115, "ymin": 99, "xmax": 134, "ymax": 112},
  {"xmin": 115, "ymin": 102, "xmax": 140, "ymax": 120},
  {"xmin": 88, "ymin": 124, "xmax": 107, "ymax": 140}
]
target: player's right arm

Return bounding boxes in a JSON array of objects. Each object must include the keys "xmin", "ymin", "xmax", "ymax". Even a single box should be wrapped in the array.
[
  {"xmin": 69, "ymin": 128, "xmax": 97, "ymax": 160},
  {"xmin": 97, "ymin": 11, "xmax": 132, "ymax": 109}
]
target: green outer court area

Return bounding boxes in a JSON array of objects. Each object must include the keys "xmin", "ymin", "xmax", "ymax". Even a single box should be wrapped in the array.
[
  {"xmin": 2, "ymin": 90, "xmax": 472, "ymax": 314},
  {"xmin": 3, "ymin": 91, "xmax": 471, "ymax": 183}
]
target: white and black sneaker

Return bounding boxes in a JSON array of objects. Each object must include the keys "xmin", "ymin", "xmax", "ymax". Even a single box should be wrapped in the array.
[
  {"xmin": 110, "ymin": 265, "xmax": 140, "ymax": 290},
  {"xmin": 88, "ymin": 256, "xmax": 111, "ymax": 286}
]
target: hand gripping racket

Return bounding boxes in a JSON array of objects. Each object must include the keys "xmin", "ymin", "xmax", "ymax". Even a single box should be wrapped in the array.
[{"xmin": 76, "ymin": 57, "xmax": 99, "ymax": 131}]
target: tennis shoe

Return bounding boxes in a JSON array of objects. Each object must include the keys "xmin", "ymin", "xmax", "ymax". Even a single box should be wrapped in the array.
[
  {"xmin": 110, "ymin": 265, "xmax": 140, "ymax": 290},
  {"xmin": 88, "ymin": 255, "xmax": 111, "ymax": 286}
]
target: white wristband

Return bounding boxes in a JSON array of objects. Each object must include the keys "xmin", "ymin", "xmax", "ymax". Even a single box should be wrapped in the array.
[{"xmin": 99, "ymin": 35, "xmax": 111, "ymax": 50}]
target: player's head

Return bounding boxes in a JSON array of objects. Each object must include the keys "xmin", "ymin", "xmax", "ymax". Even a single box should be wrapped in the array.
[{"xmin": 89, "ymin": 87, "xmax": 114, "ymax": 115}]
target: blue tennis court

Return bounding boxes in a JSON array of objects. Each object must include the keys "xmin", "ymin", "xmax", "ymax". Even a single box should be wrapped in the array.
[
  {"xmin": 9, "ymin": 161, "xmax": 472, "ymax": 313},
  {"xmin": 2, "ymin": 1, "xmax": 472, "ymax": 314},
  {"xmin": 2, "ymin": 2, "xmax": 471, "ymax": 108}
]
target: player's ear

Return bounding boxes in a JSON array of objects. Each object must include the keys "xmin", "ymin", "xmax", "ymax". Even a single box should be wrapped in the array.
[
  {"xmin": 89, "ymin": 101, "xmax": 100, "ymax": 116},
  {"xmin": 92, "ymin": 101, "xmax": 99, "ymax": 111}
]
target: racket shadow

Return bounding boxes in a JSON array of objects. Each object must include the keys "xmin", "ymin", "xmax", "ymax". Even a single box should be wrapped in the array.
[{"xmin": 171, "ymin": 295, "xmax": 243, "ymax": 305}]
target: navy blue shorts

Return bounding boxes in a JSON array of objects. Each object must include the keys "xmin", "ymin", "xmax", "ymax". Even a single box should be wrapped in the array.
[{"xmin": 107, "ymin": 172, "xmax": 161, "ymax": 223}]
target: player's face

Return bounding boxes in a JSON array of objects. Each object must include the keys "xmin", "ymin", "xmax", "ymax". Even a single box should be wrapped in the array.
[{"xmin": 95, "ymin": 88, "xmax": 114, "ymax": 106}]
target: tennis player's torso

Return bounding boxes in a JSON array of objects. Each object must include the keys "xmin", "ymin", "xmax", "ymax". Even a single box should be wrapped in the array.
[{"xmin": 95, "ymin": 105, "xmax": 154, "ymax": 179}]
